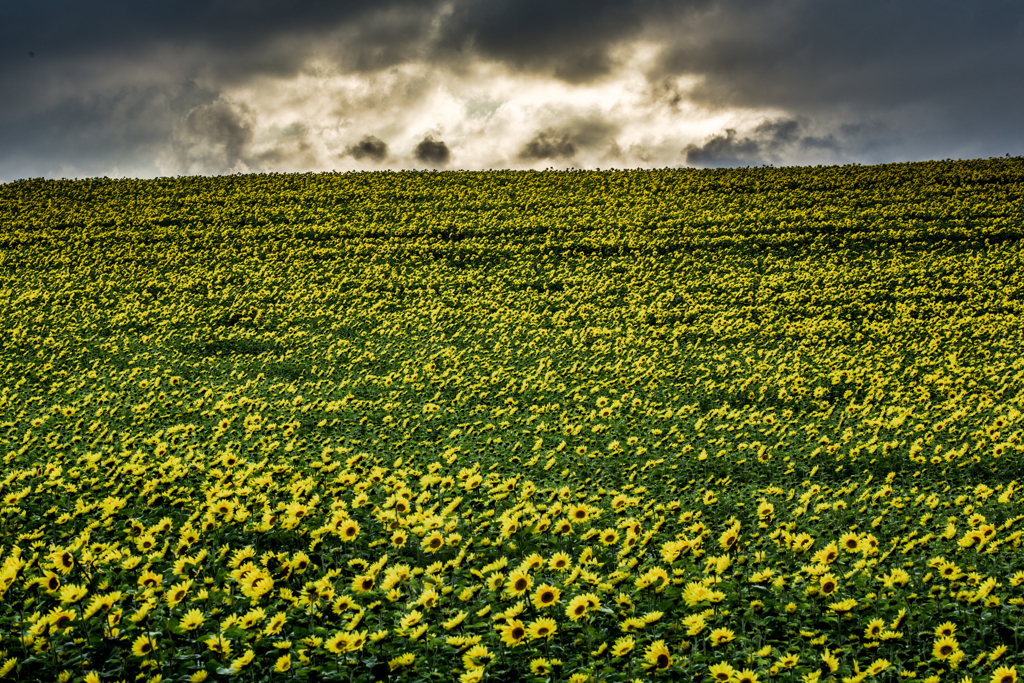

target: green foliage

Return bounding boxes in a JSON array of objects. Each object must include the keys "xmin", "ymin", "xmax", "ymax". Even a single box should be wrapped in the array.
[{"xmin": 0, "ymin": 161, "xmax": 1022, "ymax": 682}]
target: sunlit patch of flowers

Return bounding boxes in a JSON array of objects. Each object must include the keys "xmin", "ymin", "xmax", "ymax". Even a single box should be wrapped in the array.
[{"xmin": 0, "ymin": 161, "xmax": 1023, "ymax": 680}]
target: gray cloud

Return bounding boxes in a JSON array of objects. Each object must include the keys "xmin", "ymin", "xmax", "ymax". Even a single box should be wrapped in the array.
[
  {"xmin": 519, "ymin": 129, "xmax": 577, "ymax": 161},
  {"xmin": 345, "ymin": 135, "xmax": 389, "ymax": 162},
  {"xmin": 161, "ymin": 99, "xmax": 255, "ymax": 175},
  {"xmin": 1, "ymin": 0, "xmax": 1022, "ymax": 179},
  {"xmin": 413, "ymin": 136, "xmax": 450, "ymax": 166},
  {"xmin": 683, "ymin": 129, "xmax": 762, "ymax": 168},
  {"xmin": 683, "ymin": 117, "xmax": 846, "ymax": 168}
]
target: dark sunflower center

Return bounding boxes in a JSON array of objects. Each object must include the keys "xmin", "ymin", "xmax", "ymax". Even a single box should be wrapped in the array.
[
  {"xmin": 515, "ymin": 579, "xmax": 527, "ymax": 591},
  {"xmin": 512, "ymin": 627, "xmax": 525, "ymax": 640},
  {"xmin": 656, "ymin": 654, "xmax": 669, "ymax": 669}
]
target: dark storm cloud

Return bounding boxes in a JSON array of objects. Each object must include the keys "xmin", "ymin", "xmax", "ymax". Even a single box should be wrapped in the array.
[
  {"xmin": 164, "ymin": 99, "xmax": 255, "ymax": 175},
  {"xmin": 435, "ymin": 0, "xmax": 671, "ymax": 82},
  {"xmin": 414, "ymin": 137, "xmax": 450, "ymax": 166},
  {"xmin": 653, "ymin": 1, "xmax": 1024, "ymax": 161},
  {"xmin": 683, "ymin": 118, "xmax": 842, "ymax": 168},
  {"xmin": 345, "ymin": 136, "xmax": 389, "ymax": 162},
  {"xmin": 1, "ymin": 0, "xmax": 1022, "ymax": 178},
  {"xmin": 519, "ymin": 130, "xmax": 577, "ymax": 161},
  {"xmin": 683, "ymin": 129, "xmax": 762, "ymax": 168}
]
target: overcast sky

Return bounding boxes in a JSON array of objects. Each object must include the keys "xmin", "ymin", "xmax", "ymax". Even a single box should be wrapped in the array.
[{"xmin": 2, "ymin": 0, "xmax": 1022, "ymax": 181}]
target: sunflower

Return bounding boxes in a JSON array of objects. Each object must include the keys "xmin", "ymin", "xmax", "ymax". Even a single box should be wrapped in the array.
[
  {"xmin": 682, "ymin": 581, "xmax": 714, "ymax": 606},
  {"xmin": 549, "ymin": 552, "xmax": 572, "ymax": 571},
  {"xmin": 683, "ymin": 613, "xmax": 706, "ymax": 636},
  {"xmin": 347, "ymin": 631, "xmax": 367, "ymax": 652},
  {"xmin": 230, "ymin": 649, "xmax": 255, "ymax": 671},
  {"xmin": 274, "ymin": 654, "xmax": 291, "ymax": 673},
  {"xmin": 48, "ymin": 609, "xmax": 75, "ymax": 630},
  {"xmin": 812, "ymin": 542, "xmax": 840, "ymax": 564},
  {"xmin": 600, "ymin": 528, "xmax": 620, "ymax": 546},
  {"xmin": 325, "ymin": 631, "xmax": 350, "ymax": 655},
  {"xmin": 819, "ymin": 573, "xmax": 838, "ymax": 596},
  {"xmin": 566, "ymin": 594, "xmax": 591, "ymax": 621},
  {"xmin": 39, "ymin": 571, "xmax": 61, "ymax": 593},
  {"xmin": 82, "ymin": 594, "xmax": 115, "ymax": 620},
  {"xmin": 239, "ymin": 607, "xmax": 266, "ymax": 630},
  {"xmin": 180, "ymin": 608, "xmax": 205, "ymax": 631},
  {"xmin": 735, "ymin": 669, "xmax": 760, "ymax": 683},
  {"xmin": 400, "ymin": 610, "xmax": 423, "ymax": 630},
  {"xmin": 422, "ymin": 531, "xmax": 444, "ymax": 553},
  {"xmin": 527, "ymin": 618, "xmax": 557, "ymax": 641},
  {"xmin": 710, "ymin": 628, "xmax": 736, "ymax": 646},
  {"xmin": 520, "ymin": 553, "xmax": 545, "ymax": 572},
  {"xmin": 839, "ymin": 531, "xmax": 861, "ymax": 552},
  {"xmin": 135, "ymin": 535, "xmax": 157, "ymax": 553},
  {"xmin": 934, "ymin": 621, "xmax": 957, "ymax": 638},
  {"xmin": 240, "ymin": 569, "xmax": 274, "ymax": 599},
  {"xmin": 554, "ymin": 519, "xmax": 573, "ymax": 535},
  {"xmin": 719, "ymin": 526, "xmax": 740, "ymax": 551},
  {"xmin": 504, "ymin": 569, "xmax": 532, "ymax": 598},
  {"xmin": 621, "ymin": 616, "xmax": 646, "ymax": 633},
  {"xmin": 165, "ymin": 579, "xmax": 192, "ymax": 607},
  {"xmin": 530, "ymin": 658, "xmax": 553, "ymax": 676},
  {"xmin": 138, "ymin": 570, "xmax": 162, "ymax": 590},
  {"xmin": 709, "ymin": 662, "xmax": 736, "ymax": 682},
  {"xmin": 58, "ymin": 583, "xmax": 88, "ymax": 604},
  {"xmin": 532, "ymin": 583, "xmax": 561, "ymax": 609},
  {"xmin": 778, "ymin": 653, "xmax": 799, "ymax": 669},
  {"xmin": 865, "ymin": 659, "xmax": 890, "ymax": 676},
  {"xmin": 264, "ymin": 612, "xmax": 287, "ymax": 635},
  {"xmin": 443, "ymin": 611, "xmax": 467, "ymax": 630},
  {"xmin": 991, "ymin": 666, "xmax": 1017, "ymax": 683},
  {"xmin": 500, "ymin": 619, "xmax": 527, "ymax": 648},
  {"xmin": 290, "ymin": 551, "xmax": 311, "ymax": 573},
  {"xmin": 338, "ymin": 519, "xmax": 360, "ymax": 541},
  {"xmin": 568, "ymin": 504, "xmax": 590, "ymax": 522},
  {"xmin": 486, "ymin": 571, "xmax": 505, "ymax": 592},
  {"xmin": 389, "ymin": 652, "xmax": 415, "ymax": 671},
  {"xmin": 612, "ymin": 636, "xmax": 635, "ymax": 657},
  {"xmin": 864, "ymin": 618, "xmax": 885, "ymax": 639},
  {"xmin": 352, "ymin": 574, "xmax": 375, "ymax": 593},
  {"xmin": 50, "ymin": 548, "xmax": 75, "ymax": 575},
  {"xmin": 933, "ymin": 637, "xmax": 960, "ymax": 660},
  {"xmin": 643, "ymin": 640, "xmax": 672, "ymax": 671},
  {"xmin": 462, "ymin": 644, "xmax": 493, "ymax": 669},
  {"xmin": 131, "ymin": 634, "xmax": 156, "ymax": 658}
]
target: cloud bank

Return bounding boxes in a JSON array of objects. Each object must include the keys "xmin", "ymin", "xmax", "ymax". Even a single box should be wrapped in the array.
[{"xmin": 1, "ymin": 0, "xmax": 1022, "ymax": 180}]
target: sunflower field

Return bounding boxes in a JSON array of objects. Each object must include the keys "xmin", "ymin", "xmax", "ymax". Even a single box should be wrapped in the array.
[{"xmin": 1, "ymin": 158, "xmax": 1023, "ymax": 683}]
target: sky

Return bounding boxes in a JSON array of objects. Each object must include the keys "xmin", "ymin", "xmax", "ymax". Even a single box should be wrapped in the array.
[{"xmin": 2, "ymin": 0, "xmax": 1022, "ymax": 181}]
